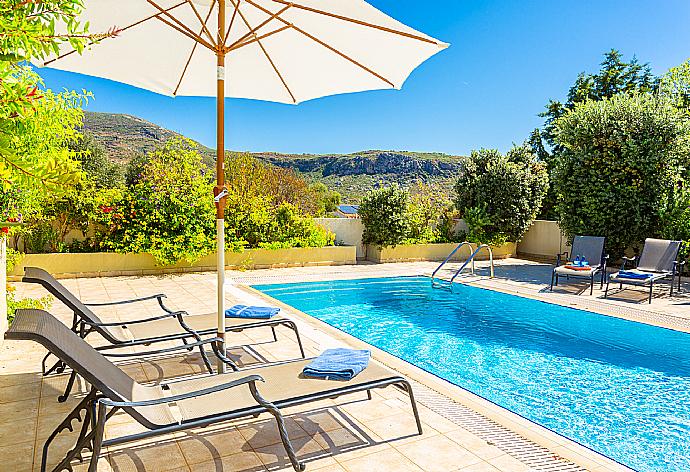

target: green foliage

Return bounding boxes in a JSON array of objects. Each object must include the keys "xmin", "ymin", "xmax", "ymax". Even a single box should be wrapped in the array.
[
  {"xmin": 359, "ymin": 185, "xmax": 411, "ymax": 248},
  {"xmin": 0, "ymin": 0, "xmax": 114, "ymax": 192},
  {"xmin": 533, "ymin": 50, "xmax": 658, "ymax": 219},
  {"xmin": 454, "ymin": 145, "xmax": 548, "ymax": 243},
  {"xmin": 406, "ymin": 183, "xmax": 458, "ymax": 244},
  {"xmin": 7, "ymin": 285, "xmax": 51, "ymax": 325},
  {"xmin": 107, "ymin": 138, "xmax": 216, "ymax": 265},
  {"xmin": 5, "ymin": 246, "xmax": 21, "ymax": 273},
  {"xmin": 256, "ymin": 203, "xmax": 335, "ymax": 249},
  {"xmin": 660, "ymin": 59, "xmax": 690, "ymax": 113},
  {"xmin": 72, "ymin": 134, "xmax": 124, "ymax": 188},
  {"xmin": 461, "ymin": 204, "xmax": 504, "ymax": 245},
  {"xmin": 553, "ymin": 93, "xmax": 690, "ymax": 257},
  {"xmin": 658, "ymin": 186, "xmax": 690, "ymax": 263},
  {"xmin": 539, "ymin": 50, "xmax": 657, "ymax": 150},
  {"xmin": 0, "ymin": 70, "xmax": 88, "ymax": 192},
  {"xmin": 310, "ymin": 182, "xmax": 342, "ymax": 216},
  {"xmin": 226, "ymin": 153, "xmax": 322, "ymax": 215}
]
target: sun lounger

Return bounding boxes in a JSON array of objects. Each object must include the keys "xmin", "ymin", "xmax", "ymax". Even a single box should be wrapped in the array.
[
  {"xmin": 6, "ymin": 308, "xmax": 422, "ymax": 472},
  {"xmin": 23, "ymin": 267, "xmax": 305, "ymax": 400},
  {"xmin": 605, "ymin": 238, "xmax": 684, "ymax": 303},
  {"xmin": 550, "ymin": 236, "xmax": 608, "ymax": 295}
]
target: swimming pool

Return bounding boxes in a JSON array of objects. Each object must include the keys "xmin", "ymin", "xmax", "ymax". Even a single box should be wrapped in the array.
[{"xmin": 254, "ymin": 276, "xmax": 690, "ymax": 472}]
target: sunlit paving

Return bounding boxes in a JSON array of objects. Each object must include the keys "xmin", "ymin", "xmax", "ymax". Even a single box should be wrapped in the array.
[{"xmin": 2, "ymin": 1, "xmax": 690, "ymax": 472}]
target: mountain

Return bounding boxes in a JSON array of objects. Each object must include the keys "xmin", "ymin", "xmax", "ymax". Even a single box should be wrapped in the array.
[{"xmin": 82, "ymin": 111, "xmax": 465, "ymax": 200}]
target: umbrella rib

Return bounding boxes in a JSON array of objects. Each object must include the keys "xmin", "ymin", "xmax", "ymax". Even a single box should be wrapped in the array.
[
  {"xmin": 146, "ymin": 0, "xmax": 216, "ymax": 50},
  {"xmin": 223, "ymin": 0, "xmax": 241, "ymax": 48},
  {"xmin": 174, "ymin": 1, "xmax": 217, "ymax": 95},
  {"xmin": 243, "ymin": 0, "xmax": 395, "ymax": 87},
  {"xmin": 185, "ymin": 0, "xmax": 216, "ymax": 46},
  {"xmin": 229, "ymin": 0, "xmax": 297, "ymax": 103},
  {"xmin": 44, "ymin": 1, "xmax": 188, "ymax": 65},
  {"xmin": 224, "ymin": 3, "xmax": 291, "ymax": 52},
  {"xmin": 269, "ymin": 0, "xmax": 443, "ymax": 46},
  {"xmin": 227, "ymin": 24, "xmax": 290, "ymax": 51}
]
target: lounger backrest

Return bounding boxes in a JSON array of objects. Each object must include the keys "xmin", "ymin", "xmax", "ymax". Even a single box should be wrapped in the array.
[
  {"xmin": 23, "ymin": 267, "xmax": 126, "ymax": 343},
  {"xmin": 570, "ymin": 236, "xmax": 605, "ymax": 267},
  {"xmin": 637, "ymin": 239, "xmax": 681, "ymax": 273},
  {"xmin": 5, "ymin": 309, "xmax": 175, "ymax": 428}
]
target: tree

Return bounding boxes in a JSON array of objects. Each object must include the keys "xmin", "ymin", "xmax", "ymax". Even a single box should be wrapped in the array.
[
  {"xmin": 107, "ymin": 138, "xmax": 216, "ymax": 265},
  {"xmin": 407, "ymin": 182, "xmax": 457, "ymax": 244},
  {"xmin": 310, "ymin": 182, "xmax": 341, "ymax": 216},
  {"xmin": 0, "ymin": 0, "xmax": 115, "ymax": 191},
  {"xmin": 553, "ymin": 93, "xmax": 690, "ymax": 257},
  {"xmin": 659, "ymin": 58, "xmax": 690, "ymax": 113},
  {"xmin": 225, "ymin": 153, "xmax": 338, "ymax": 215},
  {"xmin": 454, "ymin": 145, "xmax": 548, "ymax": 243},
  {"xmin": 359, "ymin": 185, "xmax": 410, "ymax": 248},
  {"xmin": 532, "ymin": 50, "xmax": 658, "ymax": 219},
  {"xmin": 72, "ymin": 133, "xmax": 124, "ymax": 188}
]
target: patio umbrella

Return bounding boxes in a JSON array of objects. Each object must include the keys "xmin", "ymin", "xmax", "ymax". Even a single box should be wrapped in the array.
[{"xmin": 39, "ymin": 0, "xmax": 448, "ymax": 368}]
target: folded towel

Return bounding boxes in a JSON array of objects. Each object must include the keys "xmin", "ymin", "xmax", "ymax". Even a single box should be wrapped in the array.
[
  {"xmin": 617, "ymin": 270, "xmax": 653, "ymax": 280},
  {"xmin": 225, "ymin": 304, "xmax": 279, "ymax": 319},
  {"xmin": 564, "ymin": 265, "xmax": 592, "ymax": 271},
  {"xmin": 303, "ymin": 348, "xmax": 370, "ymax": 381}
]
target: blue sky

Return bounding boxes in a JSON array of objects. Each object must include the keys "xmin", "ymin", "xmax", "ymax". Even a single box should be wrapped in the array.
[{"xmin": 39, "ymin": 0, "xmax": 690, "ymax": 156}]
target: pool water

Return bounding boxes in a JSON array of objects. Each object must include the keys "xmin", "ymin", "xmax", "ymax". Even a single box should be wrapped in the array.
[{"xmin": 254, "ymin": 276, "xmax": 690, "ymax": 472}]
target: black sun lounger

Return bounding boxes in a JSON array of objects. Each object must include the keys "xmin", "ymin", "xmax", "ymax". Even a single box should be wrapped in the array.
[
  {"xmin": 605, "ymin": 238, "xmax": 684, "ymax": 303},
  {"xmin": 23, "ymin": 267, "xmax": 305, "ymax": 400},
  {"xmin": 6, "ymin": 309, "xmax": 422, "ymax": 472}
]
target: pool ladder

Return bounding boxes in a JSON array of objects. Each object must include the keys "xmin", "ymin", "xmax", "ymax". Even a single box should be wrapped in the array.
[{"xmin": 431, "ymin": 241, "xmax": 494, "ymax": 288}]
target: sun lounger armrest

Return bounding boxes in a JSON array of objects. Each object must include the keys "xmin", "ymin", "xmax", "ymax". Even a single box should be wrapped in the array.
[
  {"xmin": 98, "ymin": 337, "xmax": 224, "ymax": 358},
  {"xmin": 555, "ymin": 251, "xmax": 568, "ymax": 267},
  {"xmin": 99, "ymin": 375, "xmax": 266, "ymax": 408},
  {"xmin": 620, "ymin": 256, "xmax": 637, "ymax": 270},
  {"xmin": 674, "ymin": 260, "xmax": 685, "ymax": 273},
  {"xmin": 84, "ymin": 293, "xmax": 168, "ymax": 307},
  {"xmin": 80, "ymin": 310, "xmax": 185, "ymax": 327}
]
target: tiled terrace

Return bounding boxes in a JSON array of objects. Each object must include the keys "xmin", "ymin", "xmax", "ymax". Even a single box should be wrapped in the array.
[{"xmin": 3, "ymin": 258, "xmax": 688, "ymax": 472}]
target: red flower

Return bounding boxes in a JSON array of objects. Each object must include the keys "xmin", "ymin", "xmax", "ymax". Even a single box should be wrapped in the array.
[
  {"xmin": 1, "ymin": 227, "xmax": 9, "ymax": 234},
  {"xmin": 99, "ymin": 205, "xmax": 113, "ymax": 214}
]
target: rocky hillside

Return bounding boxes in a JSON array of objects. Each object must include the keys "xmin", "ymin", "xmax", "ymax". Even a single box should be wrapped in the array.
[{"xmin": 82, "ymin": 112, "xmax": 465, "ymax": 200}]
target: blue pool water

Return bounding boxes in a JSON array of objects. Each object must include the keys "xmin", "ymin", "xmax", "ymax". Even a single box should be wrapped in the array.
[{"xmin": 254, "ymin": 276, "xmax": 690, "ymax": 472}]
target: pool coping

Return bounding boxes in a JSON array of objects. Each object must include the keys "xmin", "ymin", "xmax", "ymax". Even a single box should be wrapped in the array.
[{"xmin": 242, "ymin": 280, "xmax": 635, "ymax": 472}]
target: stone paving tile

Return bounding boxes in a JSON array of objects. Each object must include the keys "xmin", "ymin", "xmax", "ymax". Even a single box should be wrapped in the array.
[{"xmin": 2, "ymin": 260, "xmax": 656, "ymax": 471}]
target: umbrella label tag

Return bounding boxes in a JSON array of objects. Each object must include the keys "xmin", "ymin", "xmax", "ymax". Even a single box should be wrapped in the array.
[{"xmin": 217, "ymin": 66, "xmax": 225, "ymax": 80}]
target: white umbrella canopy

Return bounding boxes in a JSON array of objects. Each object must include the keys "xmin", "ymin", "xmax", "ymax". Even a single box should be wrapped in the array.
[
  {"xmin": 42, "ymin": 0, "xmax": 448, "ymax": 103},
  {"xmin": 40, "ymin": 0, "xmax": 447, "ymax": 369}
]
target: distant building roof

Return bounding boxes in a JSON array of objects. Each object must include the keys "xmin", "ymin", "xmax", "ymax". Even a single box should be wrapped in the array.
[{"xmin": 337, "ymin": 205, "xmax": 359, "ymax": 215}]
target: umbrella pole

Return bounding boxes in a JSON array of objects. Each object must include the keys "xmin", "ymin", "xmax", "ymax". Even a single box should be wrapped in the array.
[{"xmin": 215, "ymin": 0, "xmax": 227, "ymax": 373}]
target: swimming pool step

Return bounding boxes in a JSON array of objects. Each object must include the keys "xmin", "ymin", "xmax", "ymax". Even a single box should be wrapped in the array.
[{"xmin": 408, "ymin": 380, "xmax": 591, "ymax": 471}]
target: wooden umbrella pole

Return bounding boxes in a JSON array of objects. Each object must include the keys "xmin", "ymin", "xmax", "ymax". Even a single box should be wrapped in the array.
[{"xmin": 215, "ymin": 0, "xmax": 227, "ymax": 373}]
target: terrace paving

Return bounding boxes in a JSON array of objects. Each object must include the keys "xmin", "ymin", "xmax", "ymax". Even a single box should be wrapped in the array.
[{"xmin": 4, "ymin": 258, "xmax": 684, "ymax": 472}]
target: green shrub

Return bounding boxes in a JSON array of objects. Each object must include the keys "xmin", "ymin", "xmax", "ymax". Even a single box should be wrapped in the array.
[
  {"xmin": 359, "ymin": 185, "xmax": 410, "ymax": 248},
  {"xmin": 406, "ymin": 183, "xmax": 458, "ymax": 244},
  {"xmin": 107, "ymin": 138, "xmax": 216, "ymax": 265},
  {"xmin": 553, "ymin": 93, "xmax": 690, "ymax": 257},
  {"xmin": 454, "ymin": 145, "xmax": 548, "ymax": 244},
  {"xmin": 258, "ymin": 203, "xmax": 335, "ymax": 249},
  {"xmin": 7, "ymin": 285, "xmax": 51, "ymax": 325}
]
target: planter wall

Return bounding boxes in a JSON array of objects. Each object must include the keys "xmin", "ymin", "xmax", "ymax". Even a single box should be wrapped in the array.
[
  {"xmin": 8, "ymin": 246, "xmax": 356, "ymax": 280},
  {"xmin": 366, "ymin": 242, "xmax": 517, "ymax": 263},
  {"xmin": 516, "ymin": 220, "xmax": 568, "ymax": 262}
]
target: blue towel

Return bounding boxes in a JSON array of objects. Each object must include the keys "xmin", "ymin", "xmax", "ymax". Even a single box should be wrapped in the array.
[
  {"xmin": 225, "ymin": 304, "xmax": 279, "ymax": 319},
  {"xmin": 618, "ymin": 270, "xmax": 652, "ymax": 280},
  {"xmin": 302, "ymin": 348, "xmax": 370, "ymax": 381}
]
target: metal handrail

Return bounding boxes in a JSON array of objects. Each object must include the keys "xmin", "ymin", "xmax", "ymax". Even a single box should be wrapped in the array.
[
  {"xmin": 449, "ymin": 244, "xmax": 494, "ymax": 284},
  {"xmin": 431, "ymin": 241, "xmax": 474, "ymax": 285}
]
